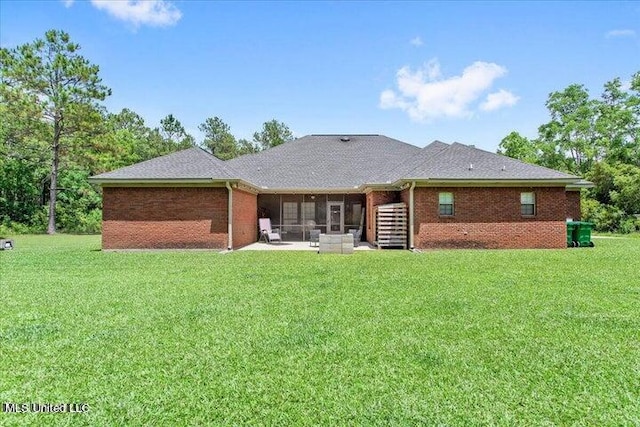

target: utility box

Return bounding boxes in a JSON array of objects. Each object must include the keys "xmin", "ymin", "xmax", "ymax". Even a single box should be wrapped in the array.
[{"xmin": 0, "ymin": 239, "xmax": 14, "ymax": 250}]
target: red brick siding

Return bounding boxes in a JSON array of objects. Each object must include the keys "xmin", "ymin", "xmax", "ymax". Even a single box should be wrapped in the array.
[
  {"xmin": 232, "ymin": 189, "xmax": 257, "ymax": 249},
  {"xmin": 412, "ymin": 187, "xmax": 568, "ymax": 249},
  {"xmin": 566, "ymin": 190, "xmax": 581, "ymax": 221},
  {"xmin": 102, "ymin": 187, "xmax": 228, "ymax": 249},
  {"xmin": 365, "ymin": 191, "xmax": 399, "ymax": 244},
  {"xmin": 400, "ymin": 188, "xmax": 410, "ymax": 206}
]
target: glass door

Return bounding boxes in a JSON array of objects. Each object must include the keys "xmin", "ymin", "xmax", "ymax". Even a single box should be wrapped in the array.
[{"xmin": 327, "ymin": 202, "xmax": 344, "ymax": 234}]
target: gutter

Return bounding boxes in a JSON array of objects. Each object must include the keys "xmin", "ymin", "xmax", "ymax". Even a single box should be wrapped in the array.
[
  {"xmin": 225, "ymin": 182, "xmax": 233, "ymax": 251},
  {"xmin": 409, "ymin": 181, "xmax": 416, "ymax": 250}
]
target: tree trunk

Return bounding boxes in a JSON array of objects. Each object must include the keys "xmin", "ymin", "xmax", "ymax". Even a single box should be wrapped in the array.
[{"xmin": 47, "ymin": 121, "xmax": 61, "ymax": 234}]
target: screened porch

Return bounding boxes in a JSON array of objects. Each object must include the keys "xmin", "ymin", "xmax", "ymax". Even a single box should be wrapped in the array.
[{"xmin": 257, "ymin": 194, "xmax": 365, "ymax": 241}]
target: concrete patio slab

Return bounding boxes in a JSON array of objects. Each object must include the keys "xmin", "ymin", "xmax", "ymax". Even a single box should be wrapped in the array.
[{"xmin": 238, "ymin": 241, "xmax": 375, "ymax": 251}]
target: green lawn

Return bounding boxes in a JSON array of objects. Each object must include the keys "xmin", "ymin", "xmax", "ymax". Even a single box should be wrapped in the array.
[{"xmin": 1, "ymin": 235, "xmax": 638, "ymax": 425}]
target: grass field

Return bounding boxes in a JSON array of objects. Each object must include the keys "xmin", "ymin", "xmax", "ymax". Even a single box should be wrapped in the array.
[{"xmin": 1, "ymin": 235, "xmax": 638, "ymax": 425}]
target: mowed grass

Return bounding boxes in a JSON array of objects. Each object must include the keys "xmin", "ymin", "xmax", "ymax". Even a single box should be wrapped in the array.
[{"xmin": 1, "ymin": 235, "xmax": 638, "ymax": 426}]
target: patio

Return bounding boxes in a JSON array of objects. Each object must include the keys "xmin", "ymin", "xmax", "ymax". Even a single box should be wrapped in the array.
[{"xmin": 238, "ymin": 240, "xmax": 375, "ymax": 251}]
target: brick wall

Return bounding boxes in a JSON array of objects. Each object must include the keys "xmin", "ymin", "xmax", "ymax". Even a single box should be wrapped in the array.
[
  {"xmin": 365, "ymin": 191, "xmax": 399, "ymax": 244},
  {"xmin": 566, "ymin": 190, "xmax": 581, "ymax": 221},
  {"xmin": 412, "ymin": 186, "xmax": 568, "ymax": 249},
  {"xmin": 102, "ymin": 186, "xmax": 228, "ymax": 249},
  {"xmin": 232, "ymin": 189, "xmax": 257, "ymax": 249}
]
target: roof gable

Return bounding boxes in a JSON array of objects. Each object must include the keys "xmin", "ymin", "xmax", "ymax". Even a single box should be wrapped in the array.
[{"xmin": 226, "ymin": 134, "xmax": 421, "ymax": 189}]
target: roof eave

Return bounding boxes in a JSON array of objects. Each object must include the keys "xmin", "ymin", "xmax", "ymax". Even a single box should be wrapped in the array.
[
  {"xmin": 90, "ymin": 177, "xmax": 241, "ymax": 186},
  {"xmin": 566, "ymin": 181, "xmax": 595, "ymax": 190},
  {"xmin": 257, "ymin": 186, "xmax": 364, "ymax": 194},
  {"xmin": 393, "ymin": 178, "xmax": 582, "ymax": 187}
]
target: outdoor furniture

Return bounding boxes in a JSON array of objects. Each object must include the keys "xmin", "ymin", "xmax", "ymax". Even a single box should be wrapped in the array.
[
  {"xmin": 309, "ymin": 229, "xmax": 320, "ymax": 247},
  {"xmin": 258, "ymin": 218, "xmax": 282, "ymax": 244},
  {"xmin": 319, "ymin": 233, "xmax": 354, "ymax": 254},
  {"xmin": 347, "ymin": 228, "xmax": 362, "ymax": 247}
]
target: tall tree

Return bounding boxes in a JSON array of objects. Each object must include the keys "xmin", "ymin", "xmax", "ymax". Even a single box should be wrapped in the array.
[
  {"xmin": 499, "ymin": 71, "xmax": 640, "ymax": 232},
  {"xmin": 252, "ymin": 119, "xmax": 293, "ymax": 150},
  {"xmin": 537, "ymin": 84, "xmax": 598, "ymax": 174},
  {"xmin": 0, "ymin": 29, "xmax": 110, "ymax": 234},
  {"xmin": 160, "ymin": 113, "xmax": 194, "ymax": 149},
  {"xmin": 497, "ymin": 131, "xmax": 538, "ymax": 164},
  {"xmin": 236, "ymin": 138, "xmax": 260, "ymax": 156},
  {"xmin": 597, "ymin": 73, "xmax": 640, "ymax": 166},
  {"xmin": 199, "ymin": 116, "xmax": 238, "ymax": 160}
]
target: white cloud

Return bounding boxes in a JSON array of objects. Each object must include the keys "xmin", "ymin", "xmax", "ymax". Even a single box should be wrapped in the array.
[
  {"xmin": 62, "ymin": 0, "xmax": 75, "ymax": 7},
  {"xmin": 410, "ymin": 36, "xmax": 424, "ymax": 47},
  {"xmin": 380, "ymin": 59, "xmax": 515, "ymax": 121},
  {"xmin": 480, "ymin": 89, "xmax": 520, "ymax": 111},
  {"xmin": 605, "ymin": 29, "xmax": 637, "ymax": 38},
  {"xmin": 90, "ymin": 0, "xmax": 182, "ymax": 27}
]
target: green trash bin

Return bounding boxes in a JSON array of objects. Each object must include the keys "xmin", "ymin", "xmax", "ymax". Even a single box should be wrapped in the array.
[
  {"xmin": 566, "ymin": 222, "xmax": 578, "ymax": 247},
  {"xmin": 575, "ymin": 222, "xmax": 595, "ymax": 247}
]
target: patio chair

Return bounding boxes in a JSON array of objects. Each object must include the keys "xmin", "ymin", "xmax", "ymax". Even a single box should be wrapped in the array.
[
  {"xmin": 309, "ymin": 229, "xmax": 321, "ymax": 247},
  {"xmin": 259, "ymin": 218, "xmax": 282, "ymax": 244}
]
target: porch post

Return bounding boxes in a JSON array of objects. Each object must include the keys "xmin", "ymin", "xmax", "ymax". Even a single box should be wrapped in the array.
[
  {"xmin": 226, "ymin": 182, "xmax": 233, "ymax": 250},
  {"xmin": 409, "ymin": 181, "xmax": 416, "ymax": 249}
]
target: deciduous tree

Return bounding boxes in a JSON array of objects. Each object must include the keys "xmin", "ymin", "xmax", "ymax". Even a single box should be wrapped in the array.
[
  {"xmin": 252, "ymin": 119, "xmax": 293, "ymax": 150},
  {"xmin": 497, "ymin": 131, "xmax": 538, "ymax": 164}
]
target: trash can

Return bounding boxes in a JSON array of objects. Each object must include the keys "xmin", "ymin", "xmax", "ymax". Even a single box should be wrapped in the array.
[
  {"xmin": 566, "ymin": 221, "xmax": 579, "ymax": 247},
  {"xmin": 575, "ymin": 222, "xmax": 595, "ymax": 247}
]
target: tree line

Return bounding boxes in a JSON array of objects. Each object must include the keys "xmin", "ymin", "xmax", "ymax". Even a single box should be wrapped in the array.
[
  {"xmin": 1, "ymin": 30, "xmax": 293, "ymax": 235},
  {"xmin": 2, "ymin": 30, "xmax": 638, "ymax": 236},
  {"xmin": 498, "ymin": 72, "xmax": 639, "ymax": 233}
]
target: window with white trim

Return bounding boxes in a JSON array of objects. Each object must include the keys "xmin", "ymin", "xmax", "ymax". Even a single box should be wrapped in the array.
[
  {"xmin": 521, "ymin": 192, "xmax": 536, "ymax": 216},
  {"xmin": 439, "ymin": 192, "xmax": 454, "ymax": 216}
]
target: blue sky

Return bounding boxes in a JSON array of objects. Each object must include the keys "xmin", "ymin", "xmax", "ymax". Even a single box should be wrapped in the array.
[{"xmin": 1, "ymin": 1, "xmax": 639, "ymax": 152}]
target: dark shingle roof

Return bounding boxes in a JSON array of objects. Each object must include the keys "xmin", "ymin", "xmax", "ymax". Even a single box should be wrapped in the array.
[
  {"xmin": 400, "ymin": 142, "xmax": 578, "ymax": 181},
  {"xmin": 226, "ymin": 134, "xmax": 421, "ymax": 189},
  {"xmin": 91, "ymin": 135, "xmax": 582, "ymax": 187},
  {"xmin": 90, "ymin": 147, "xmax": 239, "ymax": 181}
]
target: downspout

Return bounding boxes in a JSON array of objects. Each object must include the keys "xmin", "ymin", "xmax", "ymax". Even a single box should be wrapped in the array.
[
  {"xmin": 225, "ymin": 182, "xmax": 233, "ymax": 251},
  {"xmin": 409, "ymin": 181, "xmax": 416, "ymax": 250}
]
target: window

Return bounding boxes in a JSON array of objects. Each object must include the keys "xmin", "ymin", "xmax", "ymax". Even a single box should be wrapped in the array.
[
  {"xmin": 439, "ymin": 192, "xmax": 454, "ymax": 216},
  {"xmin": 521, "ymin": 192, "xmax": 535, "ymax": 216},
  {"xmin": 302, "ymin": 201, "xmax": 315, "ymax": 224},
  {"xmin": 283, "ymin": 201, "xmax": 298, "ymax": 225}
]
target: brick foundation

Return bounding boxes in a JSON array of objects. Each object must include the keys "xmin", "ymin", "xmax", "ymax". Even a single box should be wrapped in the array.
[{"xmin": 102, "ymin": 187, "xmax": 228, "ymax": 249}]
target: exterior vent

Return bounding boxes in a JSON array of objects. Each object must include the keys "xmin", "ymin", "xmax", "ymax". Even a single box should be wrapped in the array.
[{"xmin": 340, "ymin": 136, "xmax": 350, "ymax": 142}]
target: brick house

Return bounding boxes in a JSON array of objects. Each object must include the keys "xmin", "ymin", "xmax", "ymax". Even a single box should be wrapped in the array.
[{"xmin": 90, "ymin": 135, "xmax": 590, "ymax": 250}]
